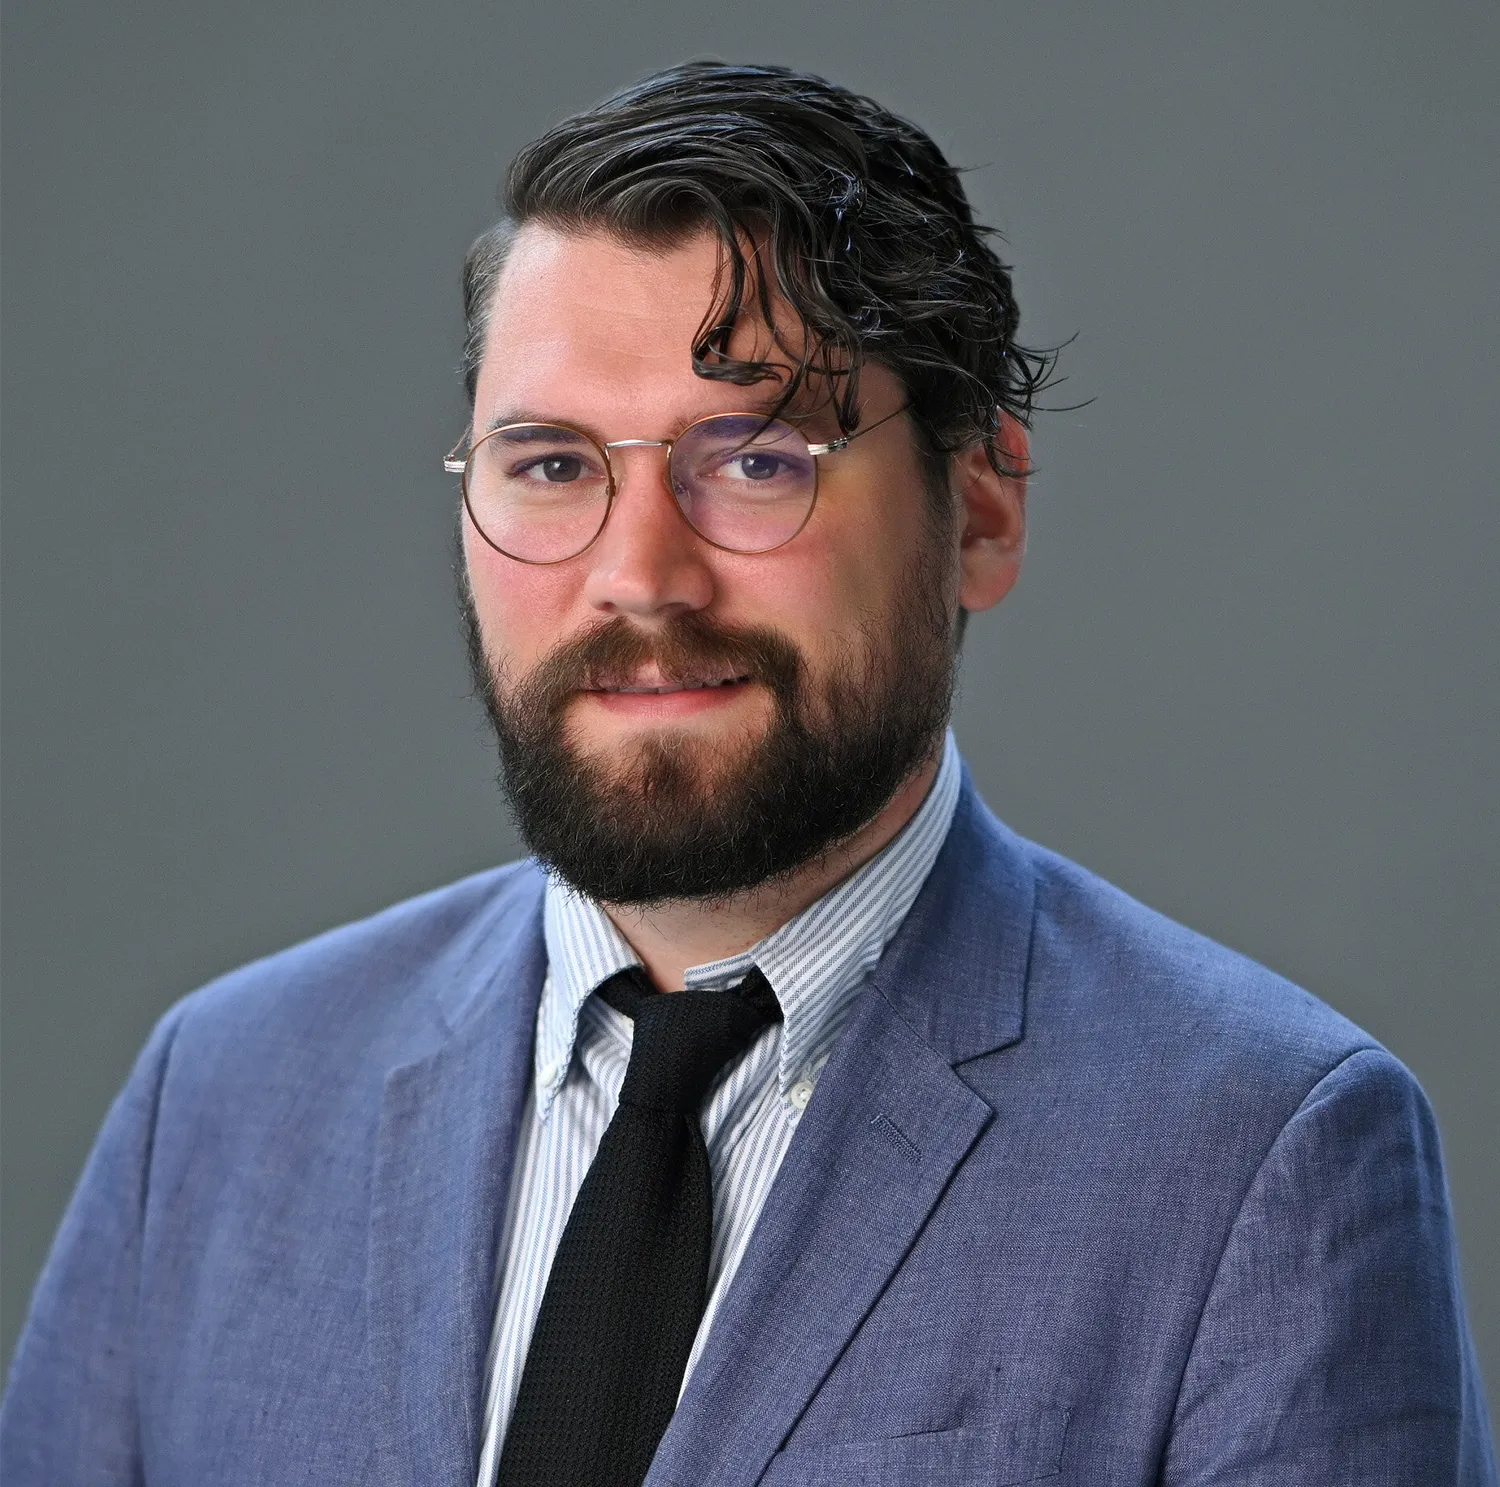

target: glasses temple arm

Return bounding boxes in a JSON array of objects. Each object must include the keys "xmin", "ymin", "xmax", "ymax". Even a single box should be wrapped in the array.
[
  {"xmin": 806, "ymin": 401, "xmax": 910, "ymax": 458},
  {"xmin": 443, "ymin": 432, "xmax": 470, "ymax": 474}
]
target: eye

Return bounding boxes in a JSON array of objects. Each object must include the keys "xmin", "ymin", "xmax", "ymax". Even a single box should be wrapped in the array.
[
  {"xmin": 731, "ymin": 452, "xmax": 784, "ymax": 481},
  {"xmin": 519, "ymin": 453, "xmax": 587, "ymax": 483},
  {"xmin": 717, "ymin": 447, "xmax": 798, "ymax": 483}
]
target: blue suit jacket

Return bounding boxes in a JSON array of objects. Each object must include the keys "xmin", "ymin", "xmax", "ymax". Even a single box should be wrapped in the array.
[{"xmin": 4, "ymin": 777, "xmax": 1494, "ymax": 1484}]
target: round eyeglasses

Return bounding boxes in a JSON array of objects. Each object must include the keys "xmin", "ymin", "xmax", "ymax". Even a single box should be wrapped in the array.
[{"xmin": 443, "ymin": 405, "xmax": 908, "ymax": 564}]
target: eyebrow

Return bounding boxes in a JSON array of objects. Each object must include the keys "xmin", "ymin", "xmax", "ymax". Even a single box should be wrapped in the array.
[{"xmin": 479, "ymin": 392, "xmax": 828, "ymax": 441}]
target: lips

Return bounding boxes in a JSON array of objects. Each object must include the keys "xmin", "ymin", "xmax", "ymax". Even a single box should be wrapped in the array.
[{"xmin": 593, "ymin": 674, "xmax": 751, "ymax": 695}]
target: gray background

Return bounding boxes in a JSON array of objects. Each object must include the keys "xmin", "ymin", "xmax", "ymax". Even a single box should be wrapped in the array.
[{"xmin": 3, "ymin": 0, "xmax": 1496, "ymax": 1396}]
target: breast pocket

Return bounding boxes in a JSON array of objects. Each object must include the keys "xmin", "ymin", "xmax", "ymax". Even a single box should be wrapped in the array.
[{"xmin": 757, "ymin": 1406, "xmax": 1068, "ymax": 1486}]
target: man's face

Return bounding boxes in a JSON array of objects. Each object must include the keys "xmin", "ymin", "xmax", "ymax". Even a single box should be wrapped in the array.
[{"xmin": 463, "ymin": 224, "xmax": 963, "ymax": 903}]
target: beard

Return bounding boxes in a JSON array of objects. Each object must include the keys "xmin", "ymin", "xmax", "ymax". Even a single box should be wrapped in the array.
[{"xmin": 460, "ymin": 541, "xmax": 958, "ymax": 907}]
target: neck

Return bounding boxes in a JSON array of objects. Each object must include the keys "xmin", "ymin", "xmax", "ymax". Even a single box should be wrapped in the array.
[{"xmin": 603, "ymin": 748, "xmax": 943, "ymax": 992}]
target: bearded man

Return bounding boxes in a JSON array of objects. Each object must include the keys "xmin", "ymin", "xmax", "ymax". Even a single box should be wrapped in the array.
[{"xmin": 3, "ymin": 61, "xmax": 1493, "ymax": 1487}]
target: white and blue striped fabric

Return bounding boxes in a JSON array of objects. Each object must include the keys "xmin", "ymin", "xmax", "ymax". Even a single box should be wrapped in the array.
[{"xmin": 474, "ymin": 730, "xmax": 962, "ymax": 1485}]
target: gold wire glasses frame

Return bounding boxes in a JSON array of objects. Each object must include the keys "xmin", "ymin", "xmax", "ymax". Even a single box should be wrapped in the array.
[{"xmin": 443, "ymin": 404, "xmax": 909, "ymax": 565}]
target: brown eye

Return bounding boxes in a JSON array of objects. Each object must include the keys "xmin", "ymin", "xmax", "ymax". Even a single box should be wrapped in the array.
[{"xmin": 530, "ymin": 455, "xmax": 585, "ymax": 483}]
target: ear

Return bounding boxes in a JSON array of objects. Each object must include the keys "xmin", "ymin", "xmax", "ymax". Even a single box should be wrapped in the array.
[{"xmin": 952, "ymin": 412, "xmax": 1028, "ymax": 613}]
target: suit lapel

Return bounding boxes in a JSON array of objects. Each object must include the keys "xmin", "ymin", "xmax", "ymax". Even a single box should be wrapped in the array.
[
  {"xmin": 367, "ymin": 869, "xmax": 547, "ymax": 1487},
  {"xmin": 648, "ymin": 987, "xmax": 996, "ymax": 1487},
  {"xmin": 649, "ymin": 780, "xmax": 1037, "ymax": 1487}
]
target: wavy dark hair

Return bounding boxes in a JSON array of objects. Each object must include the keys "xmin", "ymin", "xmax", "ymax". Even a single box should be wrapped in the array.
[{"xmin": 462, "ymin": 60, "xmax": 1057, "ymax": 484}]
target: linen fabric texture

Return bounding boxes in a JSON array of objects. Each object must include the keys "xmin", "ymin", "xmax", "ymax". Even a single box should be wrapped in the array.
[{"xmin": 2, "ymin": 764, "xmax": 1495, "ymax": 1484}]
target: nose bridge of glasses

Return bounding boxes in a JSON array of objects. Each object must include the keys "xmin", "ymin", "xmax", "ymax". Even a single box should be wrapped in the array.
[{"xmin": 600, "ymin": 437, "xmax": 680, "ymax": 499}]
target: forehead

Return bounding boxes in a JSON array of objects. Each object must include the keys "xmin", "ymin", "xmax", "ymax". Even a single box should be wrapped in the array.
[
  {"xmin": 489, "ymin": 224, "xmax": 732, "ymax": 347},
  {"xmin": 474, "ymin": 224, "xmax": 819, "ymax": 428}
]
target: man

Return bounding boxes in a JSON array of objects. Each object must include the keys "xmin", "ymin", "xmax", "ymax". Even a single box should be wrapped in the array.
[{"xmin": 2, "ymin": 59, "xmax": 1493, "ymax": 1485}]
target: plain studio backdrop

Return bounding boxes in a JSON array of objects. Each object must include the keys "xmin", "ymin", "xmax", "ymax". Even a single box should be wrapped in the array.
[{"xmin": 3, "ymin": 0, "xmax": 1497, "ymax": 1394}]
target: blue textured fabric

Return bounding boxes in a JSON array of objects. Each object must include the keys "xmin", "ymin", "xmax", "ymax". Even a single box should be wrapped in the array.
[{"xmin": 3, "ymin": 772, "xmax": 1494, "ymax": 1485}]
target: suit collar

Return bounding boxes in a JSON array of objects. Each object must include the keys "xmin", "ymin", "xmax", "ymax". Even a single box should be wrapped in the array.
[
  {"xmin": 867, "ymin": 768, "xmax": 1035, "ymax": 1065},
  {"xmin": 432, "ymin": 862, "xmax": 547, "ymax": 1031}
]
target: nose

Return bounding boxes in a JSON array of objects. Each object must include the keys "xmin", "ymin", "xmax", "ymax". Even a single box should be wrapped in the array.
[{"xmin": 579, "ymin": 446, "xmax": 716, "ymax": 620}]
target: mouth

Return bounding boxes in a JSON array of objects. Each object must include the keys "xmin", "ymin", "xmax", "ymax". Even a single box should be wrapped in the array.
[
  {"xmin": 577, "ymin": 668, "xmax": 759, "ymax": 719},
  {"xmin": 587, "ymin": 672, "xmax": 753, "ymax": 696}
]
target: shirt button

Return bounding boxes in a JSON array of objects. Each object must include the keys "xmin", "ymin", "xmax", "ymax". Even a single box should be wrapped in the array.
[{"xmin": 789, "ymin": 1078, "xmax": 816, "ymax": 1112}]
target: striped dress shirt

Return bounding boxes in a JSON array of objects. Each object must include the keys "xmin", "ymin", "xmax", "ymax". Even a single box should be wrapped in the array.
[{"xmin": 474, "ymin": 730, "xmax": 962, "ymax": 1484}]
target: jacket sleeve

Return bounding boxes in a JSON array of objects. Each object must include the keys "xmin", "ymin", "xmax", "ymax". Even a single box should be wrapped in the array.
[
  {"xmin": 0, "ymin": 1002, "xmax": 187, "ymax": 1486},
  {"xmin": 1163, "ymin": 1046, "xmax": 1497, "ymax": 1485}
]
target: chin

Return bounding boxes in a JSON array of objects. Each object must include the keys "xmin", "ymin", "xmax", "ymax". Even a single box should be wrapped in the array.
[
  {"xmin": 569, "ymin": 694, "xmax": 770, "ymax": 749},
  {"xmin": 570, "ymin": 718, "xmax": 764, "ymax": 793}
]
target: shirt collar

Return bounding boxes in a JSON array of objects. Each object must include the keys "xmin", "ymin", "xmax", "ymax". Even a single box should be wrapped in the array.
[{"xmin": 536, "ymin": 729, "xmax": 963, "ymax": 1119}]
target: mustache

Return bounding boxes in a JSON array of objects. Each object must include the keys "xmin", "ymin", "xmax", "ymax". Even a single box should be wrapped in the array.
[{"xmin": 510, "ymin": 611, "xmax": 806, "ymax": 718}]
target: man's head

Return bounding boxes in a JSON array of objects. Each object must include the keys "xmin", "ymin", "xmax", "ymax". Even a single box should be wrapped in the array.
[{"xmin": 458, "ymin": 62, "xmax": 1048, "ymax": 906}]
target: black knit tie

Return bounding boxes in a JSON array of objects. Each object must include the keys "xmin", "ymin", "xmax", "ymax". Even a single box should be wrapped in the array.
[{"xmin": 495, "ymin": 965, "xmax": 783, "ymax": 1487}]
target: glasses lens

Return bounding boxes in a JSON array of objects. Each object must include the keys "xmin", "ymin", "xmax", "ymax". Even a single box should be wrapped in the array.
[
  {"xmin": 669, "ymin": 415, "xmax": 817, "ymax": 553},
  {"xmin": 464, "ymin": 424, "xmax": 611, "ymax": 562}
]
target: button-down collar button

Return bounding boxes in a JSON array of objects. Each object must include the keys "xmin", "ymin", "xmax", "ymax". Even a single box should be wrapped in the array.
[{"xmin": 789, "ymin": 1077, "xmax": 815, "ymax": 1112}]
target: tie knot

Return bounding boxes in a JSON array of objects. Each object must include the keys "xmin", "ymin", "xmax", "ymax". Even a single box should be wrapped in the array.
[{"xmin": 597, "ymin": 966, "xmax": 782, "ymax": 1115}]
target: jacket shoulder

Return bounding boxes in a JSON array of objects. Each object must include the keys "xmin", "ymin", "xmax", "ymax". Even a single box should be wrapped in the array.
[
  {"xmin": 166, "ymin": 857, "xmax": 546, "ymax": 1067},
  {"xmin": 1014, "ymin": 827, "xmax": 1383, "ymax": 1104}
]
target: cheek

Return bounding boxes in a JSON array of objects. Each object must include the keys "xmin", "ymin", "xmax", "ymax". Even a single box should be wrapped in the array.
[
  {"xmin": 463, "ymin": 528, "xmax": 577, "ymax": 671},
  {"xmin": 780, "ymin": 490, "xmax": 924, "ymax": 631},
  {"xmin": 725, "ymin": 533, "xmax": 886, "ymax": 670}
]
